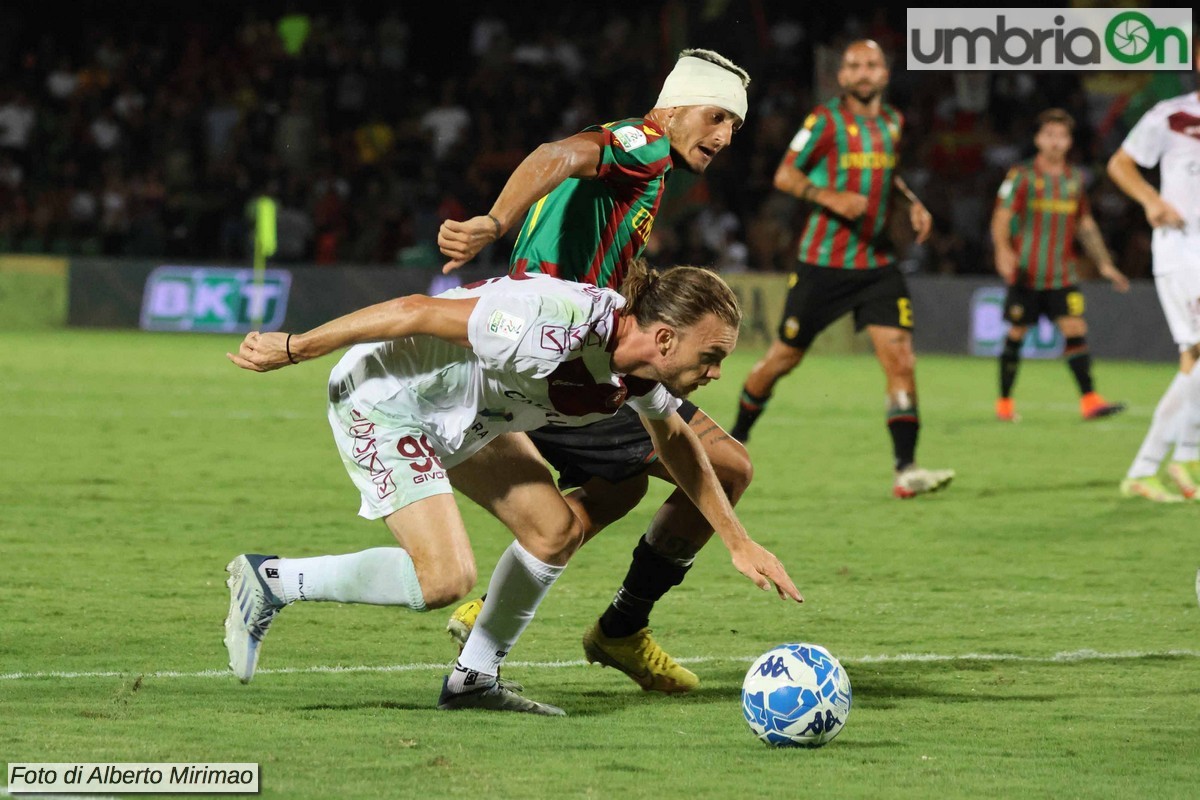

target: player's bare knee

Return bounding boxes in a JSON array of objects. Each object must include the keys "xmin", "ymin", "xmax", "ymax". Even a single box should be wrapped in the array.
[
  {"xmin": 521, "ymin": 515, "xmax": 585, "ymax": 564},
  {"xmin": 414, "ymin": 561, "xmax": 476, "ymax": 609}
]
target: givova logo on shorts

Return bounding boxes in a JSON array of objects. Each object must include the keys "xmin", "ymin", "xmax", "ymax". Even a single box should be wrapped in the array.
[{"xmin": 141, "ymin": 266, "xmax": 292, "ymax": 333}]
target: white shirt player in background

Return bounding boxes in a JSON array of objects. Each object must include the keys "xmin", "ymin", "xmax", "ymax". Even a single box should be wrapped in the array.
[
  {"xmin": 1107, "ymin": 51, "xmax": 1200, "ymax": 503},
  {"xmin": 221, "ymin": 265, "xmax": 802, "ymax": 715}
]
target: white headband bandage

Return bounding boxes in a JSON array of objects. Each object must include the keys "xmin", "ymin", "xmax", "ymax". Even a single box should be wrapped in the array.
[{"xmin": 655, "ymin": 55, "xmax": 747, "ymax": 122}]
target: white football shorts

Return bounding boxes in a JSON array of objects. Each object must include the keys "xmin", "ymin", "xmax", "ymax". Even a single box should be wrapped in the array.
[
  {"xmin": 1153, "ymin": 268, "xmax": 1200, "ymax": 351},
  {"xmin": 327, "ymin": 398, "xmax": 453, "ymax": 520}
]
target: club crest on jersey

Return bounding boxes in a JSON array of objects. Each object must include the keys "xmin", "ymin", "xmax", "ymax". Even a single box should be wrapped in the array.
[
  {"xmin": 613, "ymin": 125, "xmax": 648, "ymax": 151},
  {"xmin": 606, "ymin": 386, "xmax": 628, "ymax": 408},
  {"xmin": 488, "ymin": 309, "xmax": 525, "ymax": 341}
]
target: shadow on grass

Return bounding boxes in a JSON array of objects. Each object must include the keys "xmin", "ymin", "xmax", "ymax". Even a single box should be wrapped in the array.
[
  {"xmin": 292, "ymin": 656, "xmax": 1200, "ymax": 717},
  {"xmin": 974, "ymin": 479, "xmax": 1116, "ymax": 498}
]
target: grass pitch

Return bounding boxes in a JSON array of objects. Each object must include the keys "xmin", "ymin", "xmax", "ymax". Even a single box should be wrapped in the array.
[{"xmin": 2, "ymin": 330, "xmax": 1198, "ymax": 799}]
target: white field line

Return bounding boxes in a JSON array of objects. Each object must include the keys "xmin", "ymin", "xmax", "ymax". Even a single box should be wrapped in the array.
[{"xmin": 3, "ymin": 648, "xmax": 1198, "ymax": 682}]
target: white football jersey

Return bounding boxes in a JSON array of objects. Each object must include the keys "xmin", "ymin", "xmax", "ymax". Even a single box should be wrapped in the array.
[
  {"xmin": 1119, "ymin": 91, "xmax": 1200, "ymax": 275},
  {"xmin": 326, "ymin": 273, "xmax": 681, "ymax": 467}
]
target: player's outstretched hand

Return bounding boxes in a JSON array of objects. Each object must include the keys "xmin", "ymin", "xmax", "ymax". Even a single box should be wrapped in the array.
[
  {"xmin": 730, "ymin": 540, "xmax": 803, "ymax": 603},
  {"xmin": 438, "ymin": 215, "xmax": 501, "ymax": 274},
  {"xmin": 226, "ymin": 331, "xmax": 292, "ymax": 372}
]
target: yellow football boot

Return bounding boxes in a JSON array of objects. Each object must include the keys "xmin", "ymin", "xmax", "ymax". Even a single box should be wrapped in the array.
[
  {"xmin": 581, "ymin": 623, "xmax": 699, "ymax": 694},
  {"xmin": 446, "ymin": 597, "xmax": 484, "ymax": 652}
]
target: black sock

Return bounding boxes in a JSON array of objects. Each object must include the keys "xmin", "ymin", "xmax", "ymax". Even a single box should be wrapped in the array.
[
  {"xmin": 1065, "ymin": 336, "xmax": 1093, "ymax": 395},
  {"xmin": 999, "ymin": 336, "xmax": 1022, "ymax": 398},
  {"xmin": 599, "ymin": 535, "xmax": 692, "ymax": 638},
  {"xmin": 887, "ymin": 403, "xmax": 920, "ymax": 471},
  {"xmin": 731, "ymin": 387, "xmax": 770, "ymax": 442}
]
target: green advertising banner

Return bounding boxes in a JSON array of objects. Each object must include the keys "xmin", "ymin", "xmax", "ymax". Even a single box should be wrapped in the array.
[{"xmin": 140, "ymin": 266, "xmax": 292, "ymax": 333}]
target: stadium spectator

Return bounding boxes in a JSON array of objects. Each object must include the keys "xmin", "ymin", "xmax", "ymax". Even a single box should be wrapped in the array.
[
  {"xmin": 436, "ymin": 48, "xmax": 761, "ymax": 696},
  {"xmin": 1107, "ymin": 56, "xmax": 1200, "ymax": 503},
  {"xmin": 0, "ymin": 87, "xmax": 36, "ymax": 170},
  {"xmin": 728, "ymin": 39, "xmax": 955, "ymax": 499},
  {"xmin": 990, "ymin": 108, "xmax": 1129, "ymax": 424},
  {"xmin": 221, "ymin": 263, "xmax": 800, "ymax": 715}
]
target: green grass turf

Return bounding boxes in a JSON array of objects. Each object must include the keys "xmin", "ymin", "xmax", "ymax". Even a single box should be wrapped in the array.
[{"xmin": 2, "ymin": 330, "xmax": 1198, "ymax": 799}]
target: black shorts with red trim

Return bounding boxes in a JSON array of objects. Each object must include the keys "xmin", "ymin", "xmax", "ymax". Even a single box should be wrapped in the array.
[
  {"xmin": 528, "ymin": 400, "xmax": 700, "ymax": 489},
  {"xmin": 778, "ymin": 262, "xmax": 913, "ymax": 349}
]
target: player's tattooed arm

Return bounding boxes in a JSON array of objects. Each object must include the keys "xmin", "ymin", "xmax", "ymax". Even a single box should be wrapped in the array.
[
  {"xmin": 1078, "ymin": 215, "xmax": 1129, "ymax": 292},
  {"xmin": 894, "ymin": 175, "xmax": 932, "ymax": 244}
]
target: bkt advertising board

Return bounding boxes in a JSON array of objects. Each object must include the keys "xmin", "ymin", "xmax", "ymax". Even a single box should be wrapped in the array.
[{"xmin": 140, "ymin": 266, "xmax": 292, "ymax": 333}]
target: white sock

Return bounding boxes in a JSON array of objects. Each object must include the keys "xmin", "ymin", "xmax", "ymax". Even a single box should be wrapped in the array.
[
  {"xmin": 272, "ymin": 548, "xmax": 426, "ymax": 609},
  {"xmin": 1169, "ymin": 368, "xmax": 1200, "ymax": 463},
  {"xmin": 1127, "ymin": 372, "xmax": 1189, "ymax": 479},
  {"xmin": 450, "ymin": 541, "xmax": 564, "ymax": 691}
]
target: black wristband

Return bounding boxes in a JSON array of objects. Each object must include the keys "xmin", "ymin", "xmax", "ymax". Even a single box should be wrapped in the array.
[
  {"xmin": 486, "ymin": 213, "xmax": 502, "ymax": 239},
  {"xmin": 285, "ymin": 333, "xmax": 299, "ymax": 365}
]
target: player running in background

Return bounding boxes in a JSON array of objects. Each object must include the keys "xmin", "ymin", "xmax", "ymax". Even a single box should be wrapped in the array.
[
  {"xmin": 990, "ymin": 108, "xmax": 1130, "ymax": 423},
  {"xmin": 1106, "ymin": 60, "xmax": 1200, "ymax": 503},
  {"xmin": 222, "ymin": 266, "xmax": 802, "ymax": 716},
  {"xmin": 727, "ymin": 39, "xmax": 953, "ymax": 498},
  {"xmin": 437, "ymin": 49, "xmax": 756, "ymax": 693}
]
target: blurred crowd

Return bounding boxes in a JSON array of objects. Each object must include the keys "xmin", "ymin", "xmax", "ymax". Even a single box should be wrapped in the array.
[{"xmin": 0, "ymin": 2, "xmax": 1193, "ymax": 280}]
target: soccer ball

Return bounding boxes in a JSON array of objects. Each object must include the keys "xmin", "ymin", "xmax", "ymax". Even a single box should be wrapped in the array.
[{"xmin": 741, "ymin": 643, "xmax": 852, "ymax": 747}]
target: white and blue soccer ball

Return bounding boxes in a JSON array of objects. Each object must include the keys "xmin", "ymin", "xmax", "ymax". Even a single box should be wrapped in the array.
[{"xmin": 741, "ymin": 643, "xmax": 852, "ymax": 747}]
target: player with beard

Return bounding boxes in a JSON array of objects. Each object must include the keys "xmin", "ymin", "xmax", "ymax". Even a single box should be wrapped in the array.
[
  {"xmin": 729, "ymin": 39, "xmax": 954, "ymax": 498},
  {"xmin": 436, "ymin": 49, "xmax": 761, "ymax": 694}
]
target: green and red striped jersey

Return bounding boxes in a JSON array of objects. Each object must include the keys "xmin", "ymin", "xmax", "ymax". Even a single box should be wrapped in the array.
[
  {"xmin": 995, "ymin": 160, "xmax": 1089, "ymax": 289},
  {"xmin": 509, "ymin": 118, "xmax": 672, "ymax": 290},
  {"xmin": 788, "ymin": 97, "xmax": 903, "ymax": 269}
]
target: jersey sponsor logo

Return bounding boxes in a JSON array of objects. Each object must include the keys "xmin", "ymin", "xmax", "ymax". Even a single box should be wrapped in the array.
[
  {"xmin": 612, "ymin": 125, "xmax": 648, "ymax": 151},
  {"xmin": 838, "ymin": 151, "xmax": 897, "ymax": 169},
  {"xmin": 1030, "ymin": 198, "xmax": 1079, "ymax": 213},
  {"xmin": 631, "ymin": 206, "xmax": 654, "ymax": 242},
  {"xmin": 488, "ymin": 309, "xmax": 526, "ymax": 341}
]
